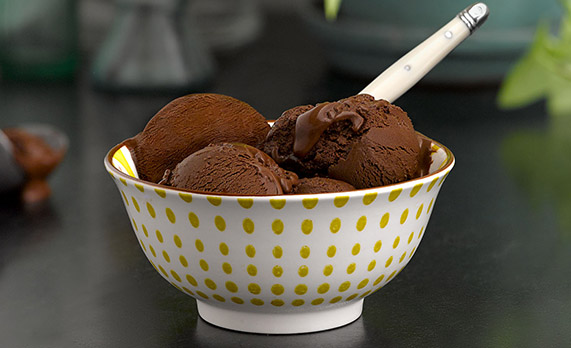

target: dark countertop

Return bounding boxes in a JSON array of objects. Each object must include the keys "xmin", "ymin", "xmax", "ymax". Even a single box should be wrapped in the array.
[{"xmin": 1, "ymin": 10, "xmax": 570, "ymax": 348}]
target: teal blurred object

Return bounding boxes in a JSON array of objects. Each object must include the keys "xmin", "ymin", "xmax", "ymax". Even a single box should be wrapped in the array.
[
  {"xmin": 301, "ymin": 0, "xmax": 562, "ymax": 84},
  {"xmin": 0, "ymin": 0, "xmax": 78, "ymax": 81},
  {"xmin": 92, "ymin": 0, "xmax": 214, "ymax": 93}
]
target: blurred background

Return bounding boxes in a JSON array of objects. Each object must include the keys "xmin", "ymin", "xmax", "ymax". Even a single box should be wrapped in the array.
[
  {"xmin": 0, "ymin": 0, "xmax": 562, "ymax": 89},
  {"xmin": 1, "ymin": 1, "xmax": 571, "ymax": 347},
  {"xmin": 1, "ymin": 0, "xmax": 568, "ymax": 213}
]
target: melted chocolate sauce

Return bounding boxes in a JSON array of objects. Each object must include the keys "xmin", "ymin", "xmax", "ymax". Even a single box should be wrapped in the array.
[{"xmin": 293, "ymin": 102, "xmax": 364, "ymax": 158}]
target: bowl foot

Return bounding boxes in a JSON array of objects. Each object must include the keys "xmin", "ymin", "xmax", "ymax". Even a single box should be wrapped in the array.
[{"xmin": 196, "ymin": 299, "xmax": 363, "ymax": 334}]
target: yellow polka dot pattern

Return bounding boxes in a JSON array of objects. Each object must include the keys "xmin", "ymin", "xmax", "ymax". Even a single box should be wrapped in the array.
[
  {"xmin": 352, "ymin": 243, "xmax": 361, "ymax": 256},
  {"xmin": 272, "ymin": 219, "xmax": 284, "ymax": 235},
  {"xmin": 362, "ymin": 192, "xmax": 377, "ymax": 205},
  {"xmin": 173, "ymin": 235, "xmax": 182, "ymax": 248},
  {"xmin": 333, "ymin": 196, "xmax": 349, "ymax": 208},
  {"xmin": 207, "ymin": 196, "xmax": 221, "ymax": 206},
  {"xmin": 317, "ymin": 283, "xmax": 330, "ymax": 294},
  {"xmin": 222, "ymin": 262, "xmax": 232, "ymax": 274},
  {"xmin": 301, "ymin": 220, "xmax": 313, "ymax": 234},
  {"xmin": 380, "ymin": 213, "xmax": 390, "ymax": 228},
  {"xmin": 179, "ymin": 192, "xmax": 192, "ymax": 203},
  {"xmin": 270, "ymin": 199, "xmax": 286, "ymax": 210},
  {"xmin": 199, "ymin": 260, "xmax": 209, "ymax": 271},
  {"xmin": 179, "ymin": 256, "xmax": 188, "ymax": 267},
  {"xmin": 302, "ymin": 198, "xmax": 318, "ymax": 209},
  {"xmin": 410, "ymin": 183, "xmax": 423, "ymax": 197},
  {"xmin": 166, "ymin": 208, "xmax": 176, "ymax": 223},
  {"xmin": 247, "ymin": 264, "xmax": 257, "ymax": 276},
  {"xmin": 271, "ymin": 299, "xmax": 284, "ymax": 307},
  {"xmin": 219, "ymin": 243, "xmax": 229, "ymax": 255},
  {"xmin": 327, "ymin": 246, "xmax": 336, "ymax": 258},
  {"xmin": 356, "ymin": 216, "xmax": 367, "ymax": 231},
  {"xmin": 245, "ymin": 245, "xmax": 256, "ymax": 258},
  {"xmin": 272, "ymin": 246, "xmax": 283, "ymax": 259},
  {"xmin": 155, "ymin": 230, "xmax": 163, "ymax": 243},
  {"xmin": 300, "ymin": 246, "xmax": 310, "ymax": 259},
  {"xmin": 338, "ymin": 281, "xmax": 351, "ymax": 292},
  {"xmin": 214, "ymin": 216, "xmax": 226, "ymax": 231},
  {"xmin": 147, "ymin": 203, "xmax": 155, "ymax": 218},
  {"xmin": 251, "ymin": 298, "xmax": 264, "ymax": 306},
  {"xmin": 248, "ymin": 283, "xmax": 261, "ymax": 295},
  {"xmin": 131, "ymin": 197, "xmax": 140, "ymax": 212},
  {"xmin": 330, "ymin": 218, "xmax": 341, "ymax": 233},
  {"xmin": 107, "ymin": 145, "xmax": 452, "ymax": 310},
  {"xmin": 346, "ymin": 263, "xmax": 356, "ymax": 274},
  {"xmin": 292, "ymin": 299, "xmax": 304, "ymax": 307},
  {"xmin": 242, "ymin": 218, "xmax": 254, "ymax": 234},
  {"xmin": 272, "ymin": 266, "xmax": 283, "ymax": 278},
  {"xmin": 295, "ymin": 284, "xmax": 308, "ymax": 295},
  {"xmin": 388, "ymin": 188, "xmax": 402, "ymax": 202},
  {"xmin": 195, "ymin": 239, "xmax": 204, "ymax": 252},
  {"xmin": 271, "ymin": 284, "xmax": 285, "ymax": 295},
  {"xmin": 188, "ymin": 212, "xmax": 199, "ymax": 228},
  {"xmin": 237, "ymin": 198, "xmax": 253, "ymax": 209},
  {"xmin": 367, "ymin": 260, "xmax": 376, "ymax": 272}
]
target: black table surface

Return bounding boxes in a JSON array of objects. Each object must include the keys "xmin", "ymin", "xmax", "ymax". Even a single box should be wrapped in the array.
[{"xmin": 1, "ymin": 11, "xmax": 571, "ymax": 348}]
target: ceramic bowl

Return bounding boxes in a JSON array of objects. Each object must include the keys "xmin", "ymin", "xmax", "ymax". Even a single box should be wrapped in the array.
[{"xmin": 104, "ymin": 136, "xmax": 454, "ymax": 334}]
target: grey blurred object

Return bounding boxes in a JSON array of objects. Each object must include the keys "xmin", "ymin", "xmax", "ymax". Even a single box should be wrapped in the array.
[
  {"xmin": 0, "ymin": 0, "xmax": 78, "ymax": 80},
  {"xmin": 300, "ymin": 0, "xmax": 561, "ymax": 84},
  {"xmin": 0, "ymin": 130, "xmax": 24, "ymax": 192},
  {"xmin": 188, "ymin": 0, "xmax": 262, "ymax": 52},
  {"xmin": 91, "ymin": 0, "xmax": 214, "ymax": 92}
]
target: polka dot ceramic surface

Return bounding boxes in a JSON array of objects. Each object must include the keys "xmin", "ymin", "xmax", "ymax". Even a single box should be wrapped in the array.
[{"xmin": 104, "ymin": 137, "xmax": 454, "ymax": 334}]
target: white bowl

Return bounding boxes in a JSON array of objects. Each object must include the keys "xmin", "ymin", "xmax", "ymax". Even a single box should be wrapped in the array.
[{"xmin": 104, "ymin": 135, "xmax": 454, "ymax": 334}]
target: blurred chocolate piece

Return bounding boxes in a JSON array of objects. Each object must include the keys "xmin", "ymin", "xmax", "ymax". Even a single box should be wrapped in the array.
[{"xmin": 3, "ymin": 127, "xmax": 66, "ymax": 204}]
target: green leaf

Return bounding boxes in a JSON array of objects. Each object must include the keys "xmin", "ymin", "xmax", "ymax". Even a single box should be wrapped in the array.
[
  {"xmin": 546, "ymin": 72, "xmax": 571, "ymax": 116},
  {"xmin": 324, "ymin": 0, "xmax": 342, "ymax": 21},
  {"xmin": 559, "ymin": 1, "xmax": 571, "ymax": 43},
  {"xmin": 497, "ymin": 24, "xmax": 552, "ymax": 109},
  {"xmin": 497, "ymin": 54, "xmax": 550, "ymax": 109}
]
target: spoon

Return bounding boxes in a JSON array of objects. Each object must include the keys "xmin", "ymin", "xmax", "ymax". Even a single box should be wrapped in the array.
[{"xmin": 360, "ymin": 2, "xmax": 489, "ymax": 102}]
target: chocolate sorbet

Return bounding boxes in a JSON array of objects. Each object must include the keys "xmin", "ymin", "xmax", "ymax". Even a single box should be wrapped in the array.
[
  {"xmin": 291, "ymin": 177, "xmax": 355, "ymax": 194},
  {"xmin": 161, "ymin": 143, "xmax": 298, "ymax": 195},
  {"xmin": 125, "ymin": 93, "xmax": 270, "ymax": 183},
  {"xmin": 263, "ymin": 94, "xmax": 429, "ymax": 188}
]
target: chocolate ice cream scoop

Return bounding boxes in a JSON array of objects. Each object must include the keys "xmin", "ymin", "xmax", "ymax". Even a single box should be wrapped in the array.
[
  {"xmin": 161, "ymin": 143, "xmax": 298, "ymax": 195},
  {"xmin": 328, "ymin": 126, "xmax": 421, "ymax": 188},
  {"xmin": 291, "ymin": 177, "xmax": 355, "ymax": 194},
  {"xmin": 125, "ymin": 93, "xmax": 270, "ymax": 183},
  {"xmin": 263, "ymin": 94, "xmax": 426, "ymax": 188}
]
